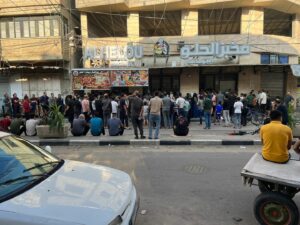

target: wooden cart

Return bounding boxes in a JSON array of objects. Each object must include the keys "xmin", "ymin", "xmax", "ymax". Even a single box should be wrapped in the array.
[{"xmin": 241, "ymin": 153, "xmax": 300, "ymax": 225}]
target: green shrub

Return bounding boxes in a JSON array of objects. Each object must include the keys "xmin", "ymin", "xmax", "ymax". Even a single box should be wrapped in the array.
[
  {"xmin": 288, "ymin": 103, "xmax": 296, "ymax": 128},
  {"xmin": 48, "ymin": 104, "xmax": 64, "ymax": 131}
]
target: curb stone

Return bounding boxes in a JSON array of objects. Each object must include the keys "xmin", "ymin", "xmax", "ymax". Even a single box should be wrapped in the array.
[{"xmin": 32, "ymin": 139, "xmax": 261, "ymax": 146}]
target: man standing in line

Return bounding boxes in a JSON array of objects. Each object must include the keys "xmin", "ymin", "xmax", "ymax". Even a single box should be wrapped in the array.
[
  {"xmin": 284, "ymin": 91, "xmax": 294, "ymax": 107},
  {"xmin": 102, "ymin": 93, "xmax": 112, "ymax": 128},
  {"xmin": 175, "ymin": 93, "xmax": 185, "ymax": 117},
  {"xmin": 259, "ymin": 89, "xmax": 267, "ymax": 113},
  {"xmin": 111, "ymin": 97, "xmax": 119, "ymax": 117},
  {"xmin": 81, "ymin": 95, "xmax": 90, "ymax": 121},
  {"xmin": 203, "ymin": 94, "xmax": 212, "ymax": 129},
  {"xmin": 95, "ymin": 95, "xmax": 103, "ymax": 119},
  {"xmin": 12, "ymin": 93, "xmax": 20, "ymax": 118},
  {"xmin": 3, "ymin": 93, "xmax": 11, "ymax": 116},
  {"xmin": 129, "ymin": 91, "xmax": 145, "ymax": 139},
  {"xmin": 49, "ymin": 93, "xmax": 56, "ymax": 107},
  {"xmin": 233, "ymin": 97, "xmax": 243, "ymax": 129},
  {"xmin": 275, "ymin": 99, "xmax": 289, "ymax": 125},
  {"xmin": 119, "ymin": 94, "xmax": 129, "ymax": 128},
  {"xmin": 148, "ymin": 91, "xmax": 163, "ymax": 139},
  {"xmin": 39, "ymin": 92, "xmax": 49, "ymax": 116},
  {"xmin": 162, "ymin": 92, "xmax": 171, "ymax": 129}
]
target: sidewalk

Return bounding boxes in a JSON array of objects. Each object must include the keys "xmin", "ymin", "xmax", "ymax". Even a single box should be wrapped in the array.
[{"xmin": 23, "ymin": 122, "xmax": 264, "ymax": 146}]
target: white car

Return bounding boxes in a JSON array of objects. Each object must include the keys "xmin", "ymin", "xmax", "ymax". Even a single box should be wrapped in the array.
[{"xmin": 0, "ymin": 132, "xmax": 139, "ymax": 225}]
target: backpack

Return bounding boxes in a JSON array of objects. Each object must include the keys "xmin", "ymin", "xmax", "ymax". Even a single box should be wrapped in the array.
[{"xmin": 174, "ymin": 116, "xmax": 189, "ymax": 136}]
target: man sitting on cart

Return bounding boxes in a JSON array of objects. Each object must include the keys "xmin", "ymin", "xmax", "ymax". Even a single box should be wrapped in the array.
[{"xmin": 260, "ymin": 110, "xmax": 293, "ymax": 163}]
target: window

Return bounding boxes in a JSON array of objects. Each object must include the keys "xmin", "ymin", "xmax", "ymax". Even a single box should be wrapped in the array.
[
  {"xmin": 0, "ymin": 22, "xmax": 7, "ymax": 38},
  {"xmin": 38, "ymin": 19, "xmax": 45, "ymax": 37},
  {"xmin": 52, "ymin": 19, "xmax": 59, "ymax": 36},
  {"xmin": 87, "ymin": 12, "xmax": 127, "ymax": 38},
  {"xmin": 199, "ymin": 8, "xmax": 241, "ymax": 35},
  {"xmin": 261, "ymin": 54, "xmax": 289, "ymax": 64},
  {"xmin": 264, "ymin": 9, "xmax": 292, "ymax": 37},
  {"xmin": 8, "ymin": 21, "xmax": 14, "ymax": 38},
  {"xmin": 30, "ymin": 20, "xmax": 36, "ymax": 37},
  {"xmin": 14, "ymin": 21, "xmax": 21, "ymax": 38},
  {"xmin": 23, "ymin": 20, "xmax": 30, "ymax": 37},
  {"xmin": 0, "ymin": 16, "xmax": 62, "ymax": 38},
  {"xmin": 261, "ymin": 54, "xmax": 270, "ymax": 64},
  {"xmin": 139, "ymin": 11, "xmax": 181, "ymax": 37},
  {"xmin": 279, "ymin": 55, "xmax": 289, "ymax": 64},
  {"xmin": 44, "ymin": 20, "xmax": 51, "ymax": 36}
]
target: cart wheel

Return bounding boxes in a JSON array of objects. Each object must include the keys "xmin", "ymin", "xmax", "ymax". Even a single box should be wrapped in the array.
[
  {"xmin": 258, "ymin": 181, "xmax": 297, "ymax": 198},
  {"xmin": 254, "ymin": 192, "xmax": 299, "ymax": 225}
]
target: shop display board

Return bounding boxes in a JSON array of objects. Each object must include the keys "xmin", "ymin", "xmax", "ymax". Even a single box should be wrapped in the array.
[{"xmin": 72, "ymin": 69, "xmax": 148, "ymax": 90}]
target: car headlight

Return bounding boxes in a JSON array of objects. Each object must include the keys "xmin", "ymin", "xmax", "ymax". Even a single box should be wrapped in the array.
[{"xmin": 108, "ymin": 215, "xmax": 123, "ymax": 225}]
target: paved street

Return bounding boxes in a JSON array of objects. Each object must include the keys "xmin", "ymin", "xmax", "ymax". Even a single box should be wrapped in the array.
[{"xmin": 50, "ymin": 145, "xmax": 300, "ymax": 225}]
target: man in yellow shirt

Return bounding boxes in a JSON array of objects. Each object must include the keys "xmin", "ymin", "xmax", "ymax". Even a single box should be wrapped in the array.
[{"xmin": 260, "ymin": 110, "xmax": 293, "ymax": 163}]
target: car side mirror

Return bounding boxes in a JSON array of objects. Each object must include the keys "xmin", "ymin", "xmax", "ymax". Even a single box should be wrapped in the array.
[{"xmin": 45, "ymin": 145, "xmax": 52, "ymax": 153}]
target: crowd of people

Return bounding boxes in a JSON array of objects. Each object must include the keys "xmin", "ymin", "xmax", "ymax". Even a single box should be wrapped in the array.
[{"xmin": 0, "ymin": 89, "xmax": 295, "ymax": 139}]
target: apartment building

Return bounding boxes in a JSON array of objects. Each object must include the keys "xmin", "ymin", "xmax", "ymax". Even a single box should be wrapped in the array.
[
  {"xmin": 74, "ymin": 0, "xmax": 300, "ymax": 99},
  {"xmin": 0, "ymin": 0, "xmax": 80, "ymax": 98}
]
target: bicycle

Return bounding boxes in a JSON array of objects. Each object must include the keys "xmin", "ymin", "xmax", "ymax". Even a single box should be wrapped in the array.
[{"xmin": 246, "ymin": 108, "xmax": 267, "ymax": 126}]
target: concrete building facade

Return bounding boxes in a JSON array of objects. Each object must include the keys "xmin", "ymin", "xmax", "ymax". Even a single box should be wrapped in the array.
[
  {"xmin": 75, "ymin": 0, "xmax": 300, "ymax": 99},
  {"xmin": 0, "ymin": 0, "xmax": 80, "ymax": 99}
]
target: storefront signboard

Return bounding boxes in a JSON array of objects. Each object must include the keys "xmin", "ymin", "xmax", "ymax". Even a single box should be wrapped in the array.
[
  {"xmin": 72, "ymin": 69, "xmax": 149, "ymax": 90},
  {"xmin": 180, "ymin": 42, "xmax": 250, "ymax": 65},
  {"xmin": 72, "ymin": 70, "xmax": 111, "ymax": 90},
  {"xmin": 84, "ymin": 41, "xmax": 251, "ymax": 67},
  {"xmin": 111, "ymin": 70, "xmax": 148, "ymax": 87}
]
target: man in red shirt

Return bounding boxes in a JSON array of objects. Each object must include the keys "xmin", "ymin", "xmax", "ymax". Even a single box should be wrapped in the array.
[
  {"xmin": 22, "ymin": 95, "xmax": 31, "ymax": 120},
  {"xmin": 0, "ymin": 114, "xmax": 11, "ymax": 132}
]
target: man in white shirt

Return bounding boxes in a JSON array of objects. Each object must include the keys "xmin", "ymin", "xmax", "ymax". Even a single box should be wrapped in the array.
[
  {"xmin": 260, "ymin": 90, "xmax": 267, "ymax": 113},
  {"xmin": 111, "ymin": 98, "xmax": 119, "ymax": 115},
  {"xmin": 233, "ymin": 97, "xmax": 243, "ymax": 129},
  {"xmin": 25, "ymin": 114, "xmax": 40, "ymax": 136},
  {"xmin": 175, "ymin": 93, "xmax": 185, "ymax": 117}
]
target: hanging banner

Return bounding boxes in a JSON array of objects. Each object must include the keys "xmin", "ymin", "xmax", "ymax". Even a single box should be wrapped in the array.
[
  {"xmin": 111, "ymin": 70, "xmax": 131, "ymax": 87},
  {"xmin": 111, "ymin": 70, "xmax": 149, "ymax": 87},
  {"xmin": 72, "ymin": 70, "xmax": 111, "ymax": 90},
  {"xmin": 72, "ymin": 69, "xmax": 149, "ymax": 90}
]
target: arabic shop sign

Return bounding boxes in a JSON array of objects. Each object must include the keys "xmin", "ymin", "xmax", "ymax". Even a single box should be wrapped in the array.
[
  {"xmin": 180, "ymin": 42, "xmax": 250, "ymax": 65},
  {"xmin": 84, "ymin": 41, "xmax": 251, "ymax": 68},
  {"xmin": 84, "ymin": 45, "xmax": 143, "ymax": 68}
]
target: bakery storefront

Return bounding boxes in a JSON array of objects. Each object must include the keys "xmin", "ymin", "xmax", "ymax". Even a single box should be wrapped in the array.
[
  {"xmin": 72, "ymin": 68, "xmax": 149, "ymax": 95},
  {"xmin": 82, "ymin": 39, "xmax": 251, "ymax": 95}
]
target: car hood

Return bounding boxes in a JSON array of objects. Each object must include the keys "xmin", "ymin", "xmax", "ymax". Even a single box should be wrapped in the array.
[{"xmin": 0, "ymin": 160, "xmax": 134, "ymax": 225}]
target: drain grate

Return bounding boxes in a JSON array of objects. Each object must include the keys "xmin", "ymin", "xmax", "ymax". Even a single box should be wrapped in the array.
[{"xmin": 184, "ymin": 164, "xmax": 206, "ymax": 175}]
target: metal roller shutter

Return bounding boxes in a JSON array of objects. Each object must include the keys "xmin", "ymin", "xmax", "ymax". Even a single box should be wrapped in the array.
[{"xmin": 261, "ymin": 72, "xmax": 284, "ymax": 98}]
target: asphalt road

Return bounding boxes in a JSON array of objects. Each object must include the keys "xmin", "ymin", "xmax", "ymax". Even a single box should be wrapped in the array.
[{"xmin": 51, "ymin": 145, "xmax": 300, "ymax": 225}]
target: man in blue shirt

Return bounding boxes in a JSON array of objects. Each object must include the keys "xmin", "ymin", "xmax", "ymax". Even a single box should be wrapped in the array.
[
  {"xmin": 108, "ymin": 113, "xmax": 124, "ymax": 136},
  {"xmin": 90, "ymin": 112, "xmax": 105, "ymax": 136}
]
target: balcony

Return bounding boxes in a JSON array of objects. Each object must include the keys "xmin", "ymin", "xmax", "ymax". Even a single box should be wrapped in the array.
[
  {"xmin": 1, "ymin": 37, "xmax": 66, "ymax": 62},
  {"xmin": 75, "ymin": 0, "xmax": 300, "ymax": 14},
  {"xmin": 0, "ymin": 0, "xmax": 70, "ymax": 16}
]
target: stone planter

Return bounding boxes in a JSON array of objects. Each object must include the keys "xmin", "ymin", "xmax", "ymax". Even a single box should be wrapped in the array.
[
  {"xmin": 37, "ymin": 124, "xmax": 69, "ymax": 139},
  {"xmin": 292, "ymin": 125, "xmax": 300, "ymax": 138}
]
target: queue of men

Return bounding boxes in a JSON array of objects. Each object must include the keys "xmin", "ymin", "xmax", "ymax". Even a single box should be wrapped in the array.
[{"xmin": 0, "ymin": 89, "xmax": 296, "ymax": 140}]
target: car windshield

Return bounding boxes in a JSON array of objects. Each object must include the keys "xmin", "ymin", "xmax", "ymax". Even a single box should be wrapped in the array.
[{"xmin": 0, "ymin": 135, "xmax": 61, "ymax": 202}]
